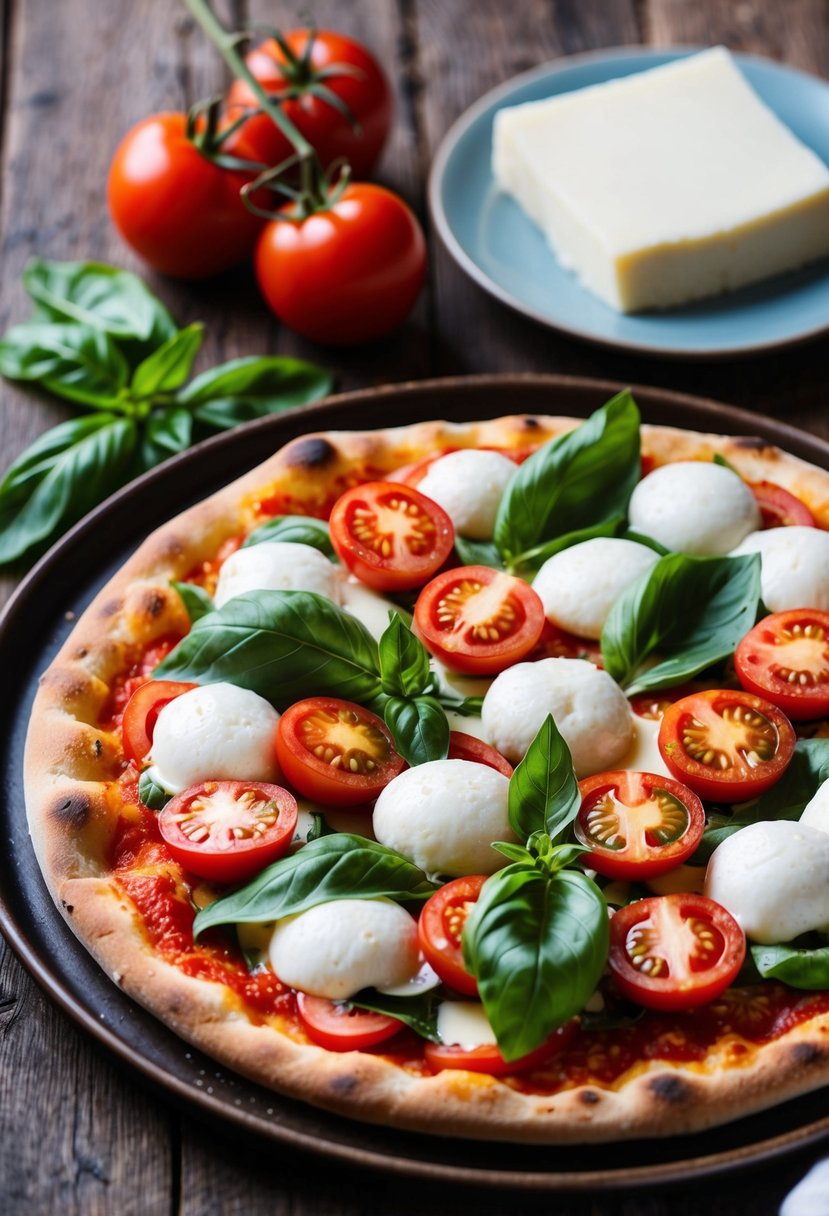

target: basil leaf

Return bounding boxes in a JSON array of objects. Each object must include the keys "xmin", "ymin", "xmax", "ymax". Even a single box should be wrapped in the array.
[
  {"xmin": 0, "ymin": 321, "xmax": 129, "ymax": 407},
  {"xmin": 193, "ymin": 834, "xmax": 438, "ymax": 935},
  {"xmin": 131, "ymin": 323, "xmax": 204, "ymax": 397},
  {"xmin": 384, "ymin": 695, "xmax": 450, "ymax": 766},
  {"xmin": 23, "ymin": 258, "xmax": 176, "ymax": 344},
  {"xmin": 0, "ymin": 414, "xmax": 137, "ymax": 564},
  {"xmin": 379, "ymin": 613, "xmax": 431, "ymax": 698},
  {"xmin": 453, "ymin": 537, "xmax": 504, "ymax": 569},
  {"xmin": 171, "ymin": 580, "xmax": 214, "ymax": 624},
  {"xmin": 242, "ymin": 515, "xmax": 335, "ymax": 559},
  {"xmin": 140, "ymin": 407, "xmax": 193, "ymax": 468},
  {"xmin": 138, "ymin": 768, "xmax": 172, "ymax": 810},
  {"xmin": 623, "ymin": 529, "xmax": 670, "ymax": 556},
  {"xmin": 751, "ymin": 940, "xmax": 829, "ymax": 989},
  {"xmin": 508, "ymin": 716, "xmax": 580, "ymax": 843},
  {"xmin": 178, "ymin": 355, "xmax": 333, "ymax": 426},
  {"xmin": 511, "ymin": 517, "xmax": 624, "ymax": 577},
  {"xmin": 155, "ymin": 590, "xmax": 382, "ymax": 707},
  {"xmin": 491, "ymin": 842, "xmax": 536, "ymax": 865},
  {"xmin": 439, "ymin": 694, "xmax": 484, "ymax": 718},
  {"xmin": 463, "ymin": 865, "xmax": 608, "ymax": 1059},
  {"xmin": 494, "ymin": 391, "xmax": 640, "ymax": 568},
  {"xmin": 349, "ymin": 990, "xmax": 440, "ymax": 1041},
  {"xmin": 600, "ymin": 553, "xmax": 762, "ymax": 696}
]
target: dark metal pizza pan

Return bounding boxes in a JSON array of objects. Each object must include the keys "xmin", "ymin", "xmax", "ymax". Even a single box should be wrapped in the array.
[{"xmin": 3, "ymin": 373, "xmax": 829, "ymax": 1192}]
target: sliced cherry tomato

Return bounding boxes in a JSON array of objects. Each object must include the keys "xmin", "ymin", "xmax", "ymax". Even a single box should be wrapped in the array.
[
  {"xmin": 629, "ymin": 684, "xmax": 695, "ymax": 721},
  {"xmin": 608, "ymin": 894, "xmax": 746, "ymax": 1012},
  {"xmin": 658, "ymin": 689, "xmax": 795, "ymax": 802},
  {"xmin": 447, "ymin": 733, "xmax": 513, "ymax": 778},
  {"xmin": 275, "ymin": 697, "xmax": 405, "ymax": 807},
  {"xmin": 750, "ymin": 481, "xmax": 816, "ymax": 529},
  {"xmin": 424, "ymin": 1019, "xmax": 577, "ymax": 1076},
  {"xmin": 107, "ymin": 113, "xmax": 263, "ymax": 278},
  {"xmin": 735, "ymin": 610, "xmax": 829, "ymax": 721},
  {"xmin": 414, "ymin": 565, "xmax": 545, "ymax": 676},
  {"xmin": 329, "ymin": 481, "xmax": 454, "ymax": 592},
  {"xmin": 296, "ymin": 993, "xmax": 403, "ymax": 1051},
  {"xmin": 121, "ymin": 679, "xmax": 197, "ymax": 765},
  {"xmin": 575, "ymin": 771, "xmax": 705, "ymax": 881},
  {"xmin": 530, "ymin": 620, "xmax": 603, "ymax": 665},
  {"xmin": 158, "ymin": 780, "xmax": 297, "ymax": 884},
  {"xmin": 418, "ymin": 875, "xmax": 486, "ymax": 996}
]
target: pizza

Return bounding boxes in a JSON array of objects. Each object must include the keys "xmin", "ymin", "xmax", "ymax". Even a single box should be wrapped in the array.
[{"xmin": 23, "ymin": 389, "xmax": 829, "ymax": 1144}]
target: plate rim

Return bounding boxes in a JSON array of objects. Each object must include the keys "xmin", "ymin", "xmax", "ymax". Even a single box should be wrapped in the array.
[
  {"xmin": 428, "ymin": 45, "xmax": 829, "ymax": 360},
  {"xmin": 3, "ymin": 372, "xmax": 829, "ymax": 1190}
]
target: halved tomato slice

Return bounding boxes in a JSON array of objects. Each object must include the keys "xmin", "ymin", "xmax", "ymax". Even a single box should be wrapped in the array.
[
  {"xmin": 608, "ymin": 894, "xmax": 745, "ymax": 1012},
  {"xmin": 424, "ymin": 1019, "xmax": 577, "ymax": 1076},
  {"xmin": 447, "ymin": 732, "xmax": 513, "ymax": 777},
  {"xmin": 414, "ymin": 565, "xmax": 545, "ymax": 676},
  {"xmin": 575, "ymin": 771, "xmax": 705, "ymax": 881},
  {"xmin": 329, "ymin": 481, "xmax": 454, "ymax": 592},
  {"xmin": 658, "ymin": 689, "xmax": 795, "ymax": 802},
  {"xmin": 122, "ymin": 679, "xmax": 198, "ymax": 764},
  {"xmin": 629, "ymin": 684, "xmax": 696, "ymax": 721},
  {"xmin": 275, "ymin": 697, "xmax": 405, "ymax": 807},
  {"xmin": 158, "ymin": 780, "xmax": 297, "ymax": 883},
  {"xmin": 750, "ymin": 481, "xmax": 816, "ymax": 529},
  {"xmin": 735, "ymin": 610, "xmax": 829, "ymax": 721},
  {"xmin": 297, "ymin": 994, "xmax": 403, "ymax": 1051},
  {"xmin": 418, "ymin": 875, "xmax": 487, "ymax": 996}
]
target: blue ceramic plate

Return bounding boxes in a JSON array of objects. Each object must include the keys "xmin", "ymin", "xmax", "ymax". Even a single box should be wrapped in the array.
[{"xmin": 429, "ymin": 48, "xmax": 829, "ymax": 358}]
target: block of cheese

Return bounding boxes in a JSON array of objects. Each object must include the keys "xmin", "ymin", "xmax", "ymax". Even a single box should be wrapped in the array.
[{"xmin": 492, "ymin": 48, "xmax": 829, "ymax": 312}]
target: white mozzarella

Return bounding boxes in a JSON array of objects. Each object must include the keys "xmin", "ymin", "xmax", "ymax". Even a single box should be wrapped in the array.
[
  {"xmin": 268, "ymin": 899, "xmax": 420, "ymax": 1000},
  {"xmin": 376, "ymin": 959, "xmax": 442, "ymax": 997},
  {"xmin": 417, "ymin": 449, "xmax": 516, "ymax": 539},
  {"xmin": 799, "ymin": 779, "xmax": 829, "ymax": 835},
  {"xmin": 150, "ymin": 682, "xmax": 280, "ymax": 794},
  {"xmin": 481, "ymin": 658, "xmax": 633, "ymax": 776},
  {"xmin": 214, "ymin": 541, "xmax": 340, "ymax": 608},
  {"xmin": 372, "ymin": 760, "xmax": 514, "ymax": 877},
  {"xmin": 339, "ymin": 576, "xmax": 398, "ymax": 641},
  {"xmin": 615, "ymin": 714, "xmax": 673, "ymax": 779},
  {"xmin": 532, "ymin": 537, "xmax": 659, "ymax": 639},
  {"xmin": 436, "ymin": 1001, "xmax": 498, "ymax": 1049},
  {"xmin": 731, "ymin": 526, "xmax": 829, "ymax": 613},
  {"xmin": 704, "ymin": 820, "xmax": 829, "ymax": 943},
  {"xmin": 628, "ymin": 462, "xmax": 760, "ymax": 555}
]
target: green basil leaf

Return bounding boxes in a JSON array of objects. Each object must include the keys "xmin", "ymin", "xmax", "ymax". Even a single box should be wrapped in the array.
[
  {"xmin": 193, "ymin": 834, "xmax": 438, "ymax": 935},
  {"xmin": 508, "ymin": 716, "xmax": 580, "ymax": 843},
  {"xmin": 453, "ymin": 537, "xmax": 504, "ymax": 569},
  {"xmin": 379, "ymin": 613, "xmax": 431, "ymax": 698},
  {"xmin": 439, "ymin": 694, "xmax": 484, "ymax": 718},
  {"xmin": 349, "ymin": 990, "xmax": 441, "ymax": 1041},
  {"xmin": 140, "ymin": 407, "xmax": 193, "ymax": 469},
  {"xmin": 494, "ymin": 391, "xmax": 641, "ymax": 568},
  {"xmin": 600, "ymin": 553, "xmax": 762, "ymax": 696},
  {"xmin": 463, "ymin": 865, "xmax": 608, "ymax": 1059},
  {"xmin": 751, "ymin": 940, "xmax": 829, "ymax": 989},
  {"xmin": 138, "ymin": 768, "xmax": 172, "ymax": 810},
  {"xmin": 0, "ymin": 321, "xmax": 129, "ymax": 407},
  {"xmin": 242, "ymin": 515, "xmax": 335, "ymax": 559},
  {"xmin": 131, "ymin": 323, "xmax": 204, "ymax": 397},
  {"xmin": 155, "ymin": 590, "xmax": 382, "ymax": 708},
  {"xmin": 713, "ymin": 452, "xmax": 740, "ymax": 475},
  {"xmin": 491, "ymin": 842, "xmax": 536, "ymax": 865},
  {"xmin": 622, "ymin": 529, "xmax": 671, "ymax": 556},
  {"xmin": 171, "ymin": 580, "xmax": 214, "ymax": 624},
  {"xmin": 511, "ymin": 517, "xmax": 625, "ymax": 577},
  {"xmin": 178, "ymin": 355, "xmax": 333, "ymax": 426},
  {"xmin": 383, "ymin": 695, "xmax": 450, "ymax": 766},
  {"xmin": 23, "ymin": 258, "xmax": 176, "ymax": 344},
  {"xmin": 0, "ymin": 414, "xmax": 137, "ymax": 564}
]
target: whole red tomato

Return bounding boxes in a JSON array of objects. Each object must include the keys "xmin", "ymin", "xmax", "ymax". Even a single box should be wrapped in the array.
[
  {"xmin": 225, "ymin": 30, "xmax": 392, "ymax": 178},
  {"xmin": 107, "ymin": 113, "xmax": 263, "ymax": 279},
  {"xmin": 255, "ymin": 183, "xmax": 426, "ymax": 345}
]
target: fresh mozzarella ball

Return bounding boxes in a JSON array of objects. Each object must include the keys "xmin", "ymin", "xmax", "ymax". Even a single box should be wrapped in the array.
[
  {"xmin": 214, "ymin": 541, "xmax": 340, "ymax": 609},
  {"xmin": 628, "ymin": 462, "xmax": 760, "ymax": 555},
  {"xmin": 705, "ymin": 820, "xmax": 829, "ymax": 944},
  {"xmin": 532, "ymin": 538, "xmax": 659, "ymax": 639},
  {"xmin": 417, "ymin": 449, "xmax": 516, "ymax": 539},
  {"xmin": 151, "ymin": 682, "xmax": 280, "ymax": 794},
  {"xmin": 481, "ymin": 658, "xmax": 633, "ymax": 776},
  {"xmin": 268, "ymin": 899, "xmax": 420, "ymax": 1000},
  {"xmin": 799, "ymin": 779, "xmax": 829, "ymax": 835},
  {"xmin": 436, "ymin": 1001, "xmax": 498, "ymax": 1049},
  {"xmin": 731, "ymin": 527, "xmax": 829, "ymax": 613},
  {"xmin": 372, "ymin": 760, "xmax": 514, "ymax": 876}
]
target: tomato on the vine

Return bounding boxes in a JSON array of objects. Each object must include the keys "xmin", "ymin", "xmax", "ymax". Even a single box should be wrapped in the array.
[
  {"xmin": 297, "ymin": 993, "xmax": 403, "ymax": 1051},
  {"xmin": 418, "ymin": 875, "xmax": 487, "ymax": 996},
  {"xmin": 122, "ymin": 679, "xmax": 198, "ymax": 764},
  {"xmin": 224, "ymin": 30, "xmax": 392, "ymax": 179},
  {"xmin": 424, "ymin": 1019, "xmax": 577, "ymax": 1076},
  {"xmin": 107, "ymin": 113, "xmax": 263, "ymax": 278},
  {"xmin": 735, "ymin": 610, "xmax": 829, "ymax": 720},
  {"xmin": 254, "ymin": 183, "xmax": 426, "ymax": 345}
]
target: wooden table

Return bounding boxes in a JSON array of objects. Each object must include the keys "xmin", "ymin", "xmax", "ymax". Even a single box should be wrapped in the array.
[{"xmin": 2, "ymin": 1, "xmax": 828, "ymax": 1211}]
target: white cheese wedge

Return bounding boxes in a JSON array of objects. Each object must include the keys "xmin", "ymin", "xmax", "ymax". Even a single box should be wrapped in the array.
[
  {"xmin": 628, "ymin": 461, "xmax": 760, "ymax": 556},
  {"xmin": 532, "ymin": 537, "xmax": 659, "ymax": 639},
  {"xmin": 436, "ymin": 1001, "xmax": 498, "ymax": 1050},
  {"xmin": 492, "ymin": 47, "xmax": 829, "ymax": 312},
  {"xmin": 731, "ymin": 526, "xmax": 829, "ymax": 612},
  {"xmin": 214, "ymin": 541, "xmax": 340, "ymax": 608},
  {"xmin": 417, "ymin": 449, "xmax": 516, "ymax": 540}
]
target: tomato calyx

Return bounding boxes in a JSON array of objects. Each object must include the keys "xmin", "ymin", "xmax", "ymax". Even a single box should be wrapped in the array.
[{"xmin": 240, "ymin": 24, "xmax": 362, "ymax": 121}]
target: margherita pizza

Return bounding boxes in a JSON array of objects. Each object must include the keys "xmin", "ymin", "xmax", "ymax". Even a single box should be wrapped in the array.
[{"xmin": 23, "ymin": 389, "xmax": 829, "ymax": 1143}]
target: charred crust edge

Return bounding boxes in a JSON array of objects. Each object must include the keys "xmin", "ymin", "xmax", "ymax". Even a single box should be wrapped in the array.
[
  {"xmin": 649, "ymin": 1074, "xmax": 692, "ymax": 1104},
  {"xmin": 50, "ymin": 791, "xmax": 92, "ymax": 831},
  {"xmin": 285, "ymin": 436, "xmax": 338, "ymax": 469}
]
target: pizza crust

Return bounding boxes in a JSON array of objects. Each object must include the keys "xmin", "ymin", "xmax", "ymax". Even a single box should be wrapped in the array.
[{"xmin": 23, "ymin": 410, "xmax": 829, "ymax": 1143}]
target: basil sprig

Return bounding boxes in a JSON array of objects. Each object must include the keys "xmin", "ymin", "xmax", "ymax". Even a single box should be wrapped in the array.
[
  {"xmin": 242, "ymin": 515, "xmax": 335, "ymax": 559},
  {"xmin": 193, "ymin": 834, "xmax": 438, "ymax": 936},
  {"xmin": 600, "ymin": 552, "xmax": 762, "ymax": 696},
  {"xmin": 0, "ymin": 259, "xmax": 332, "ymax": 564},
  {"xmin": 751, "ymin": 939, "xmax": 829, "ymax": 989},
  {"xmin": 171, "ymin": 580, "xmax": 214, "ymax": 624},
  {"xmin": 138, "ymin": 768, "xmax": 172, "ymax": 811}
]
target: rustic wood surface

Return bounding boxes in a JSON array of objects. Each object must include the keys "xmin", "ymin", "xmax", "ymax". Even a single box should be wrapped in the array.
[{"xmin": 2, "ymin": 0, "xmax": 829, "ymax": 1211}]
